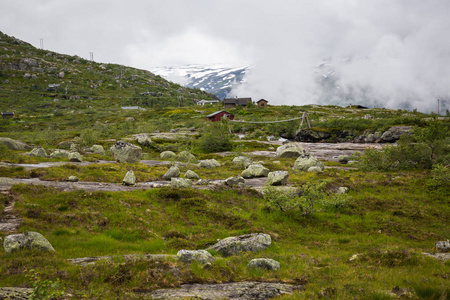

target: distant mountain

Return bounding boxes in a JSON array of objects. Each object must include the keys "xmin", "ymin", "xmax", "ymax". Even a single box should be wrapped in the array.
[{"xmin": 152, "ymin": 64, "xmax": 250, "ymax": 100}]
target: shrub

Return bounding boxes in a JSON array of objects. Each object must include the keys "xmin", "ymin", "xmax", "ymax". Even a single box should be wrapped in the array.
[{"xmin": 198, "ymin": 121, "xmax": 232, "ymax": 153}]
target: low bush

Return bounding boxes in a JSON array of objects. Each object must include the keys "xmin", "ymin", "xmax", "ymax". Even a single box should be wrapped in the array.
[{"xmin": 197, "ymin": 121, "xmax": 232, "ymax": 153}]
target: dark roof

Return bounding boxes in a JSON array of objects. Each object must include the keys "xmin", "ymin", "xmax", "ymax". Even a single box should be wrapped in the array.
[
  {"xmin": 206, "ymin": 110, "xmax": 233, "ymax": 118},
  {"xmin": 223, "ymin": 98, "xmax": 252, "ymax": 105},
  {"xmin": 257, "ymin": 99, "xmax": 268, "ymax": 103},
  {"xmin": 1, "ymin": 112, "xmax": 14, "ymax": 115}
]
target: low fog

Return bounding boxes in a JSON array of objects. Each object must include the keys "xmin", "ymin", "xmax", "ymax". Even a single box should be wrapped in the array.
[{"xmin": 1, "ymin": 0, "xmax": 449, "ymax": 112}]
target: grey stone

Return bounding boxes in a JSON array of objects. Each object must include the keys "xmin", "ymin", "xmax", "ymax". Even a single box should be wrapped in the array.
[
  {"xmin": 232, "ymin": 156, "xmax": 253, "ymax": 168},
  {"xmin": 177, "ymin": 151, "xmax": 197, "ymax": 163},
  {"xmin": 337, "ymin": 155, "xmax": 350, "ymax": 163},
  {"xmin": 50, "ymin": 149, "xmax": 70, "ymax": 158},
  {"xmin": 363, "ymin": 114, "xmax": 374, "ymax": 119},
  {"xmin": 199, "ymin": 159, "xmax": 221, "ymax": 169},
  {"xmin": 28, "ymin": 147, "xmax": 47, "ymax": 157},
  {"xmin": 436, "ymin": 241, "xmax": 450, "ymax": 253},
  {"xmin": 241, "ymin": 164, "xmax": 270, "ymax": 178},
  {"xmin": 337, "ymin": 187, "xmax": 349, "ymax": 194},
  {"xmin": 307, "ymin": 166, "xmax": 323, "ymax": 172},
  {"xmin": 177, "ymin": 249, "xmax": 214, "ymax": 265},
  {"xmin": 57, "ymin": 141, "xmax": 74, "ymax": 150},
  {"xmin": 85, "ymin": 145, "xmax": 105, "ymax": 155},
  {"xmin": 380, "ymin": 126, "xmax": 412, "ymax": 143},
  {"xmin": 0, "ymin": 287, "xmax": 33, "ymax": 300},
  {"xmin": 4, "ymin": 232, "xmax": 55, "ymax": 253},
  {"xmin": 110, "ymin": 141, "xmax": 142, "ymax": 163},
  {"xmin": 160, "ymin": 151, "xmax": 176, "ymax": 160},
  {"xmin": 276, "ymin": 144, "xmax": 308, "ymax": 158},
  {"xmin": 185, "ymin": 170, "xmax": 199, "ymax": 180},
  {"xmin": 225, "ymin": 176, "xmax": 245, "ymax": 187},
  {"xmin": 136, "ymin": 134, "xmax": 152, "ymax": 146},
  {"xmin": 267, "ymin": 171, "xmax": 289, "ymax": 186},
  {"xmin": 68, "ymin": 151, "xmax": 83, "ymax": 162},
  {"xmin": 294, "ymin": 155, "xmax": 324, "ymax": 171},
  {"xmin": 247, "ymin": 258, "xmax": 280, "ymax": 270},
  {"xmin": 67, "ymin": 176, "xmax": 79, "ymax": 182},
  {"xmin": 162, "ymin": 166, "xmax": 180, "ymax": 180},
  {"xmin": 171, "ymin": 178, "xmax": 193, "ymax": 188},
  {"xmin": 0, "ymin": 137, "xmax": 31, "ymax": 150},
  {"xmin": 69, "ymin": 143, "xmax": 79, "ymax": 152},
  {"xmin": 208, "ymin": 233, "xmax": 272, "ymax": 257},
  {"xmin": 123, "ymin": 170, "xmax": 136, "ymax": 186}
]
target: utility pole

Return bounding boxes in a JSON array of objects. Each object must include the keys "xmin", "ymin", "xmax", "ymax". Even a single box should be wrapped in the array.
[
  {"xmin": 437, "ymin": 99, "xmax": 440, "ymax": 115},
  {"xmin": 40, "ymin": 38, "xmax": 44, "ymax": 49},
  {"xmin": 89, "ymin": 52, "xmax": 94, "ymax": 61}
]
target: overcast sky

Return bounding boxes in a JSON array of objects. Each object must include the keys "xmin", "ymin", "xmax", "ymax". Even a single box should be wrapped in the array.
[{"xmin": 1, "ymin": 0, "xmax": 449, "ymax": 112}]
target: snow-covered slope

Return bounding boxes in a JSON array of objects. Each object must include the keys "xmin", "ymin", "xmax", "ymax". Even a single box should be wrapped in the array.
[{"xmin": 152, "ymin": 64, "xmax": 250, "ymax": 100}]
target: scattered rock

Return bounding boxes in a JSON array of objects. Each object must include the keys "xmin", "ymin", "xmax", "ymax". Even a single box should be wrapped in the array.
[
  {"xmin": 185, "ymin": 170, "xmax": 199, "ymax": 180},
  {"xmin": 67, "ymin": 176, "xmax": 79, "ymax": 182},
  {"xmin": 162, "ymin": 166, "xmax": 180, "ymax": 180},
  {"xmin": 337, "ymin": 155, "xmax": 350, "ymax": 164},
  {"xmin": 84, "ymin": 145, "xmax": 105, "ymax": 155},
  {"xmin": 380, "ymin": 126, "xmax": 412, "ymax": 143},
  {"xmin": 123, "ymin": 170, "xmax": 136, "ymax": 186},
  {"xmin": 171, "ymin": 178, "xmax": 193, "ymax": 188},
  {"xmin": 267, "ymin": 171, "xmax": 289, "ymax": 186},
  {"xmin": 110, "ymin": 141, "xmax": 142, "ymax": 163},
  {"xmin": 293, "ymin": 155, "xmax": 324, "ymax": 172},
  {"xmin": 177, "ymin": 151, "xmax": 197, "ymax": 163},
  {"xmin": 363, "ymin": 114, "xmax": 374, "ymax": 119},
  {"xmin": 57, "ymin": 141, "xmax": 74, "ymax": 150},
  {"xmin": 436, "ymin": 240, "xmax": 449, "ymax": 253},
  {"xmin": 199, "ymin": 159, "xmax": 221, "ymax": 168},
  {"xmin": 177, "ymin": 249, "xmax": 214, "ymax": 265},
  {"xmin": 160, "ymin": 151, "xmax": 176, "ymax": 160},
  {"xmin": 68, "ymin": 151, "xmax": 83, "ymax": 162},
  {"xmin": 232, "ymin": 156, "xmax": 253, "ymax": 168},
  {"xmin": 241, "ymin": 164, "xmax": 270, "ymax": 178},
  {"xmin": 247, "ymin": 258, "xmax": 280, "ymax": 271},
  {"xmin": 294, "ymin": 129, "xmax": 331, "ymax": 142},
  {"xmin": 337, "ymin": 187, "xmax": 349, "ymax": 194},
  {"xmin": 307, "ymin": 166, "xmax": 323, "ymax": 172},
  {"xmin": 0, "ymin": 137, "xmax": 31, "ymax": 150},
  {"xmin": 28, "ymin": 147, "xmax": 48, "ymax": 157},
  {"xmin": 70, "ymin": 143, "xmax": 80, "ymax": 152},
  {"xmin": 225, "ymin": 176, "xmax": 245, "ymax": 187},
  {"xmin": 276, "ymin": 144, "xmax": 308, "ymax": 158},
  {"xmin": 208, "ymin": 233, "xmax": 272, "ymax": 257},
  {"xmin": 136, "ymin": 134, "xmax": 152, "ymax": 146},
  {"xmin": 3, "ymin": 231, "xmax": 55, "ymax": 253},
  {"xmin": 50, "ymin": 149, "xmax": 70, "ymax": 158},
  {"xmin": 0, "ymin": 287, "xmax": 33, "ymax": 300}
]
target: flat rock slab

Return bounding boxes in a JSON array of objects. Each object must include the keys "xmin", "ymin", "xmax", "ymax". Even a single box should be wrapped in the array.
[
  {"xmin": 146, "ymin": 281, "xmax": 303, "ymax": 300},
  {"xmin": 0, "ymin": 287, "xmax": 33, "ymax": 300},
  {"xmin": 422, "ymin": 252, "xmax": 450, "ymax": 262},
  {"xmin": 68, "ymin": 254, "xmax": 176, "ymax": 266}
]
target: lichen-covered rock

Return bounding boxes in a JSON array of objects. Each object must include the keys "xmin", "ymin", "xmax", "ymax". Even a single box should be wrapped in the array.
[
  {"xmin": 67, "ymin": 176, "xmax": 79, "ymax": 182},
  {"xmin": 171, "ymin": 178, "xmax": 193, "ymax": 188},
  {"xmin": 160, "ymin": 151, "xmax": 176, "ymax": 160},
  {"xmin": 337, "ymin": 187, "xmax": 349, "ymax": 194},
  {"xmin": 28, "ymin": 147, "xmax": 48, "ymax": 157},
  {"xmin": 110, "ymin": 141, "xmax": 142, "ymax": 163},
  {"xmin": 267, "ymin": 171, "xmax": 289, "ymax": 186},
  {"xmin": 232, "ymin": 156, "xmax": 252, "ymax": 168},
  {"xmin": 307, "ymin": 166, "xmax": 323, "ymax": 172},
  {"xmin": 247, "ymin": 258, "xmax": 280, "ymax": 270},
  {"xmin": 57, "ymin": 141, "xmax": 74, "ymax": 150},
  {"xmin": 380, "ymin": 126, "xmax": 412, "ymax": 143},
  {"xmin": 123, "ymin": 170, "xmax": 136, "ymax": 186},
  {"xmin": 225, "ymin": 176, "xmax": 245, "ymax": 187},
  {"xmin": 276, "ymin": 144, "xmax": 308, "ymax": 158},
  {"xmin": 0, "ymin": 287, "xmax": 33, "ymax": 300},
  {"xmin": 177, "ymin": 250, "xmax": 214, "ymax": 265},
  {"xmin": 185, "ymin": 170, "xmax": 199, "ymax": 180},
  {"xmin": 241, "ymin": 164, "xmax": 270, "ymax": 178},
  {"xmin": 177, "ymin": 151, "xmax": 197, "ymax": 163},
  {"xmin": 68, "ymin": 151, "xmax": 83, "ymax": 162},
  {"xmin": 199, "ymin": 159, "xmax": 221, "ymax": 169},
  {"xmin": 50, "ymin": 149, "xmax": 70, "ymax": 158},
  {"xmin": 294, "ymin": 155, "xmax": 324, "ymax": 171},
  {"xmin": 4, "ymin": 232, "xmax": 55, "ymax": 253},
  {"xmin": 0, "ymin": 137, "xmax": 31, "ymax": 150},
  {"xmin": 162, "ymin": 166, "xmax": 180, "ymax": 180},
  {"xmin": 436, "ymin": 241, "xmax": 450, "ymax": 253},
  {"xmin": 136, "ymin": 133, "xmax": 152, "ymax": 146},
  {"xmin": 85, "ymin": 145, "xmax": 105, "ymax": 155},
  {"xmin": 207, "ymin": 233, "xmax": 272, "ymax": 257},
  {"xmin": 337, "ymin": 155, "xmax": 350, "ymax": 164}
]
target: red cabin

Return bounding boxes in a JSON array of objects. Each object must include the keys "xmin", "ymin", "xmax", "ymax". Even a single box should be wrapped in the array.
[{"xmin": 206, "ymin": 110, "xmax": 235, "ymax": 122}]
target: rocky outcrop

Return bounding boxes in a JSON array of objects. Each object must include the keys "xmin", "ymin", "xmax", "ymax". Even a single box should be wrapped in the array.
[
  {"xmin": 0, "ymin": 137, "xmax": 31, "ymax": 150},
  {"xmin": 3, "ymin": 231, "xmax": 55, "ymax": 253},
  {"xmin": 171, "ymin": 178, "xmax": 193, "ymax": 188},
  {"xmin": 177, "ymin": 249, "xmax": 214, "ymax": 265},
  {"xmin": 28, "ymin": 147, "xmax": 48, "ymax": 157},
  {"xmin": 199, "ymin": 159, "xmax": 221, "ymax": 169},
  {"xmin": 276, "ymin": 144, "xmax": 308, "ymax": 158},
  {"xmin": 208, "ymin": 233, "xmax": 271, "ymax": 257},
  {"xmin": 247, "ymin": 258, "xmax": 280, "ymax": 271},
  {"xmin": 293, "ymin": 155, "xmax": 324, "ymax": 172},
  {"xmin": 123, "ymin": 170, "xmax": 136, "ymax": 186},
  {"xmin": 380, "ymin": 126, "xmax": 412, "ymax": 143},
  {"xmin": 162, "ymin": 166, "xmax": 180, "ymax": 180},
  {"xmin": 241, "ymin": 164, "xmax": 269, "ymax": 179},
  {"xmin": 160, "ymin": 151, "xmax": 176, "ymax": 160},
  {"xmin": 267, "ymin": 171, "xmax": 289, "ymax": 186},
  {"xmin": 110, "ymin": 141, "xmax": 142, "ymax": 163},
  {"xmin": 185, "ymin": 170, "xmax": 199, "ymax": 180}
]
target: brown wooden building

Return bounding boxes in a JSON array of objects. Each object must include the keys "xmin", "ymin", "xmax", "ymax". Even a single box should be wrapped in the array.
[
  {"xmin": 223, "ymin": 97, "xmax": 252, "ymax": 109},
  {"xmin": 256, "ymin": 99, "xmax": 268, "ymax": 107},
  {"xmin": 206, "ymin": 110, "xmax": 235, "ymax": 122}
]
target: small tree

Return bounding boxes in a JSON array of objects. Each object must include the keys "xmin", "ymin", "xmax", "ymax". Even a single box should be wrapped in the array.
[{"xmin": 198, "ymin": 120, "xmax": 232, "ymax": 153}]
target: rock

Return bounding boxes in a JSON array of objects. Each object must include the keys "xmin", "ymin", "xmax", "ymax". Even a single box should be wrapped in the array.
[
  {"xmin": 225, "ymin": 176, "xmax": 245, "ymax": 187},
  {"xmin": 177, "ymin": 151, "xmax": 197, "ymax": 163},
  {"xmin": 207, "ymin": 233, "xmax": 272, "ymax": 257},
  {"xmin": 268, "ymin": 146, "xmax": 276, "ymax": 151},
  {"xmin": 337, "ymin": 155, "xmax": 350, "ymax": 164},
  {"xmin": 294, "ymin": 129, "xmax": 331, "ymax": 142},
  {"xmin": 123, "ymin": 170, "xmax": 136, "ymax": 186},
  {"xmin": 67, "ymin": 176, "xmax": 78, "ymax": 182},
  {"xmin": 162, "ymin": 166, "xmax": 180, "ymax": 180},
  {"xmin": 267, "ymin": 171, "xmax": 289, "ymax": 186},
  {"xmin": 196, "ymin": 179, "xmax": 210, "ymax": 186},
  {"xmin": 110, "ymin": 141, "xmax": 142, "ymax": 163},
  {"xmin": 241, "ymin": 164, "xmax": 270, "ymax": 178},
  {"xmin": 50, "ymin": 149, "xmax": 70, "ymax": 158},
  {"xmin": 0, "ymin": 287, "xmax": 33, "ymax": 300},
  {"xmin": 232, "ymin": 156, "xmax": 253, "ymax": 168},
  {"xmin": 0, "ymin": 137, "xmax": 31, "ymax": 150},
  {"xmin": 363, "ymin": 114, "xmax": 374, "ymax": 119},
  {"xmin": 185, "ymin": 170, "xmax": 199, "ymax": 180},
  {"xmin": 170, "ymin": 129, "xmax": 178, "ymax": 133},
  {"xmin": 436, "ymin": 241, "xmax": 450, "ymax": 253},
  {"xmin": 57, "ymin": 141, "xmax": 74, "ymax": 150},
  {"xmin": 276, "ymin": 144, "xmax": 308, "ymax": 158},
  {"xmin": 247, "ymin": 258, "xmax": 280, "ymax": 270},
  {"xmin": 85, "ymin": 145, "xmax": 105, "ymax": 155},
  {"xmin": 68, "ymin": 151, "xmax": 83, "ymax": 162},
  {"xmin": 160, "ymin": 151, "xmax": 176, "ymax": 160},
  {"xmin": 136, "ymin": 133, "xmax": 152, "ymax": 146},
  {"xmin": 57, "ymin": 71, "xmax": 65, "ymax": 79},
  {"xmin": 4, "ymin": 231, "xmax": 55, "ymax": 253},
  {"xmin": 69, "ymin": 143, "xmax": 79, "ymax": 152},
  {"xmin": 199, "ymin": 159, "xmax": 221, "ymax": 169},
  {"xmin": 171, "ymin": 178, "xmax": 193, "ymax": 188},
  {"xmin": 307, "ymin": 166, "xmax": 323, "ymax": 172},
  {"xmin": 294, "ymin": 155, "xmax": 324, "ymax": 171},
  {"xmin": 177, "ymin": 249, "xmax": 214, "ymax": 265},
  {"xmin": 28, "ymin": 147, "xmax": 48, "ymax": 157},
  {"xmin": 337, "ymin": 187, "xmax": 349, "ymax": 194},
  {"xmin": 380, "ymin": 126, "xmax": 412, "ymax": 143}
]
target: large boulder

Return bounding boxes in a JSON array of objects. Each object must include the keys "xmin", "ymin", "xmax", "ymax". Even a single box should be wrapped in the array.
[
  {"xmin": 68, "ymin": 151, "xmax": 83, "ymax": 162},
  {"xmin": 4, "ymin": 231, "xmax": 55, "ymax": 253},
  {"xmin": 160, "ymin": 151, "xmax": 176, "ymax": 160},
  {"xmin": 177, "ymin": 151, "xmax": 197, "ymax": 163},
  {"xmin": 225, "ymin": 176, "xmax": 245, "ymax": 187},
  {"xmin": 199, "ymin": 159, "xmax": 221, "ymax": 169},
  {"xmin": 185, "ymin": 170, "xmax": 199, "ymax": 180},
  {"xmin": 28, "ymin": 147, "xmax": 48, "ymax": 157},
  {"xmin": 247, "ymin": 258, "xmax": 280, "ymax": 271},
  {"xmin": 110, "ymin": 141, "xmax": 142, "ymax": 163},
  {"xmin": 136, "ymin": 134, "xmax": 152, "ymax": 146},
  {"xmin": 267, "ymin": 171, "xmax": 289, "ymax": 186},
  {"xmin": 276, "ymin": 144, "xmax": 308, "ymax": 158},
  {"xmin": 0, "ymin": 137, "xmax": 31, "ymax": 150},
  {"xmin": 171, "ymin": 178, "xmax": 193, "ymax": 188},
  {"xmin": 84, "ymin": 145, "xmax": 105, "ymax": 155},
  {"xmin": 162, "ymin": 166, "xmax": 180, "ymax": 180},
  {"xmin": 380, "ymin": 126, "xmax": 412, "ymax": 143},
  {"xmin": 177, "ymin": 250, "xmax": 214, "ymax": 265},
  {"xmin": 123, "ymin": 170, "xmax": 136, "ymax": 186},
  {"xmin": 293, "ymin": 155, "xmax": 324, "ymax": 172},
  {"xmin": 232, "ymin": 156, "xmax": 253, "ymax": 168},
  {"xmin": 207, "ymin": 233, "xmax": 272, "ymax": 257},
  {"xmin": 50, "ymin": 149, "xmax": 70, "ymax": 158},
  {"xmin": 241, "ymin": 164, "xmax": 269, "ymax": 178}
]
